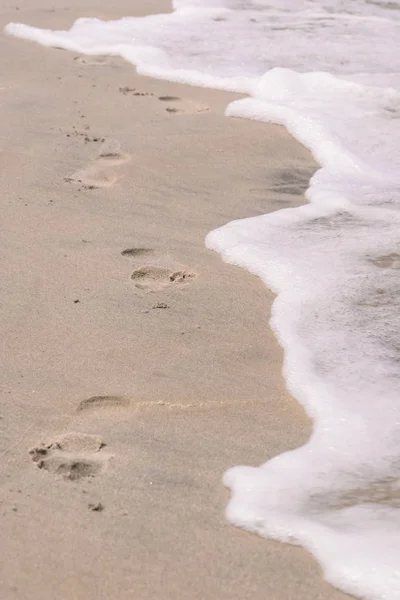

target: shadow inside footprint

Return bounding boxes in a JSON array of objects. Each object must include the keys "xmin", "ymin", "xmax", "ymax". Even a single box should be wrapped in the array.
[
  {"xmin": 98, "ymin": 139, "xmax": 124, "ymax": 160},
  {"xmin": 121, "ymin": 248, "xmax": 154, "ymax": 257},
  {"xmin": 77, "ymin": 395, "xmax": 131, "ymax": 412},
  {"xmin": 158, "ymin": 96, "xmax": 181, "ymax": 102}
]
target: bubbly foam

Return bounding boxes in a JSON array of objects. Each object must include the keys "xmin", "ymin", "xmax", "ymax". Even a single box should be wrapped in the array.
[{"xmin": 6, "ymin": 2, "xmax": 400, "ymax": 598}]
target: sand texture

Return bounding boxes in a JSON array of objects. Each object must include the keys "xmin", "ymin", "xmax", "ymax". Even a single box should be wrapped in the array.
[{"xmin": 0, "ymin": 1, "xmax": 351, "ymax": 599}]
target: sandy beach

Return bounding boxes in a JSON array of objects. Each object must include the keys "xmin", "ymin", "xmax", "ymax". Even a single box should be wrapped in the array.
[{"xmin": 0, "ymin": 1, "xmax": 352, "ymax": 599}]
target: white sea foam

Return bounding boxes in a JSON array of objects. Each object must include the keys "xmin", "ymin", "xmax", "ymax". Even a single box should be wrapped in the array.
[{"xmin": 5, "ymin": 2, "xmax": 400, "ymax": 598}]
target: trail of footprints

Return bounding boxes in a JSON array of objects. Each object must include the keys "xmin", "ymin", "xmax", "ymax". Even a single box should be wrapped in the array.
[
  {"xmin": 118, "ymin": 84, "xmax": 209, "ymax": 115},
  {"xmin": 76, "ymin": 54, "xmax": 209, "ymax": 114},
  {"xmin": 64, "ymin": 103, "xmax": 206, "ymax": 191},
  {"xmin": 29, "ymin": 244, "xmax": 197, "ymax": 481},
  {"xmin": 64, "ymin": 57, "xmax": 209, "ymax": 188},
  {"xmin": 37, "ymin": 56, "xmax": 205, "ymax": 483},
  {"xmin": 30, "ymin": 247, "xmax": 196, "ymax": 482}
]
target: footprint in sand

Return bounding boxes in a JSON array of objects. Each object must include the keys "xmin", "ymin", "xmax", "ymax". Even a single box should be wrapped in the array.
[
  {"xmin": 121, "ymin": 247, "xmax": 196, "ymax": 291},
  {"xmin": 64, "ymin": 139, "xmax": 130, "ymax": 189},
  {"xmin": 30, "ymin": 432, "xmax": 110, "ymax": 481},
  {"xmin": 369, "ymin": 253, "xmax": 400, "ymax": 269},
  {"xmin": 158, "ymin": 95, "xmax": 209, "ymax": 115},
  {"xmin": 64, "ymin": 166, "xmax": 117, "ymax": 189},
  {"xmin": 76, "ymin": 394, "xmax": 204, "ymax": 413},
  {"xmin": 131, "ymin": 266, "xmax": 195, "ymax": 291},
  {"xmin": 74, "ymin": 56, "xmax": 113, "ymax": 67}
]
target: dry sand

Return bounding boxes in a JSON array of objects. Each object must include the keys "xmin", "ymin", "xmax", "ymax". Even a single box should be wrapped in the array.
[{"xmin": 0, "ymin": 1, "xmax": 351, "ymax": 599}]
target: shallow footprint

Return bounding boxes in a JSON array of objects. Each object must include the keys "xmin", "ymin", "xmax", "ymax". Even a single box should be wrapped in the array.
[
  {"xmin": 64, "ymin": 165, "xmax": 118, "ymax": 189},
  {"xmin": 75, "ymin": 55, "xmax": 112, "ymax": 66},
  {"xmin": 131, "ymin": 266, "xmax": 195, "ymax": 291}
]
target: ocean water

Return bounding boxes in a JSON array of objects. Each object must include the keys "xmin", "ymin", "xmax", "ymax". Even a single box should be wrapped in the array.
[{"xmin": 5, "ymin": 2, "xmax": 400, "ymax": 598}]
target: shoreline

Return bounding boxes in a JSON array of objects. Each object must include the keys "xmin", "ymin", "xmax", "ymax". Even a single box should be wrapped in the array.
[{"xmin": 0, "ymin": 2, "xmax": 352, "ymax": 599}]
